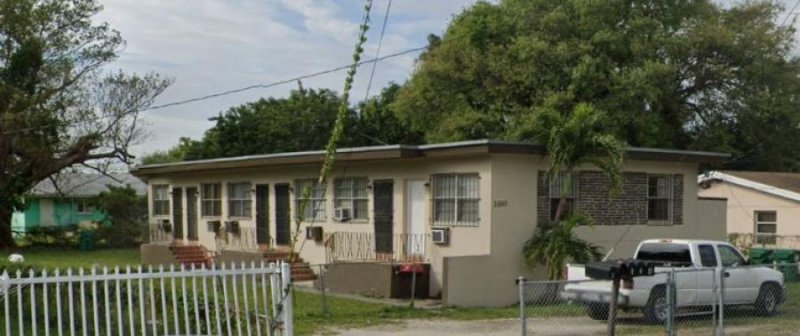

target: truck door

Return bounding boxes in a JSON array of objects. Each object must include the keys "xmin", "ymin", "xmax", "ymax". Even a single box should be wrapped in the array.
[
  {"xmin": 695, "ymin": 244, "xmax": 719, "ymax": 305},
  {"xmin": 717, "ymin": 244, "xmax": 760, "ymax": 303}
]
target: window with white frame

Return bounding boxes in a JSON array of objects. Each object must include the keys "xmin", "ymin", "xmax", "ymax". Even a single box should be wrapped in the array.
[
  {"xmin": 755, "ymin": 211, "xmax": 777, "ymax": 245},
  {"xmin": 334, "ymin": 177, "xmax": 368, "ymax": 221},
  {"xmin": 548, "ymin": 172, "xmax": 577, "ymax": 221},
  {"xmin": 295, "ymin": 179, "xmax": 326, "ymax": 221},
  {"xmin": 152, "ymin": 185, "xmax": 170, "ymax": 216},
  {"xmin": 201, "ymin": 183, "xmax": 222, "ymax": 217},
  {"xmin": 227, "ymin": 182, "xmax": 252, "ymax": 217},
  {"xmin": 76, "ymin": 199, "xmax": 96, "ymax": 214},
  {"xmin": 433, "ymin": 173, "xmax": 480, "ymax": 226},
  {"xmin": 647, "ymin": 175, "xmax": 672, "ymax": 225}
]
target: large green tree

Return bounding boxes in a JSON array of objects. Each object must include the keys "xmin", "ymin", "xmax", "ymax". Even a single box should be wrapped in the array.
[
  {"xmin": 0, "ymin": 0, "xmax": 170, "ymax": 247},
  {"xmin": 176, "ymin": 88, "xmax": 360, "ymax": 161},
  {"xmin": 148, "ymin": 84, "xmax": 421, "ymax": 163},
  {"xmin": 393, "ymin": 0, "xmax": 800, "ymax": 170}
]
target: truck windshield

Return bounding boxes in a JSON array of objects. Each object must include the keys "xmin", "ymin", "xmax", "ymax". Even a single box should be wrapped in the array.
[{"xmin": 635, "ymin": 243, "xmax": 692, "ymax": 266}]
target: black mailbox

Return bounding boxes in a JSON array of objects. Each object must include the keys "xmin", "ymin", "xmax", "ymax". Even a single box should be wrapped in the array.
[{"xmin": 585, "ymin": 259, "xmax": 656, "ymax": 280}]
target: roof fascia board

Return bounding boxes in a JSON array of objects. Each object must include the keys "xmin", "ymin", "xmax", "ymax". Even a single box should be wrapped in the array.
[{"xmin": 698, "ymin": 171, "xmax": 800, "ymax": 202}]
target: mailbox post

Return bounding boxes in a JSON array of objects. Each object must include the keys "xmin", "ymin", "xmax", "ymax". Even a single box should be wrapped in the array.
[{"xmin": 584, "ymin": 259, "xmax": 656, "ymax": 336}]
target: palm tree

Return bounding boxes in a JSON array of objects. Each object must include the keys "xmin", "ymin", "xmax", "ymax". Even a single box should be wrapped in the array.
[
  {"xmin": 523, "ymin": 212, "xmax": 603, "ymax": 279},
  {"xmin": 516, "ymin": 103, "xmax": 625, "ymax": 279}
]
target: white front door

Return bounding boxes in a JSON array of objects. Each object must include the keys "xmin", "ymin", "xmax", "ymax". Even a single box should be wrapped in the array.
[{"xmin": 406, "ymin": 180, "xmax": 427, "ymax": 257}]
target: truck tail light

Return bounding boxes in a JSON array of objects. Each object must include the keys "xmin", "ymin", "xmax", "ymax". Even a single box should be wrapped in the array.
[{"xmin": 622, "ymin": 278, "xmax": 634, "ymax": 290}]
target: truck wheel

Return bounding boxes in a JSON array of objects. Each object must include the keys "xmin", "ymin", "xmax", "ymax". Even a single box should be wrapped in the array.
[
  {"xmin": 642, "ymin": 287, "xmax": 668, "ymax": 324},
  {"xmin": 754, "ymin": 283, "xmax": 781, "ymax": 316},
  {"xmin": 586, "ymin": 303, "xmax": 608, "ymax": 320}
]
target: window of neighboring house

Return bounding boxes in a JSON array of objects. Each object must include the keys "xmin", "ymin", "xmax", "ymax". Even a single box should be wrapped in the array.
[
  {"xmin": 295, "ymin": 179, "xmax": 326, "ymax": 221},
  {"xmin": 152, "ymin": 185, "xmax": 170, "ymax": 216},
  {"xmin": 334, "ymin": 177, "xmax": 368, "ymax": 221},
  {"xmin": 754, "ymin": 211, "xmax": 777, "ymax": 245},
  {"xmin": 227, "ymin": 182, "xmax": 252, "ymax": 218},
  {"xmin": 432, "ymin": 173, "xmax": 480, "ymax": 226},
  {"xmin": 548, "ymin": 172, "xmax": 577, "ymax": 221},
  {"xmin": 76, "ymin": 199, "xmax": 96, "ymax": 214},
  {"xmin": 647, "ymin": 175, "xmax": 672, "ymax": 225},
  {"xmin": 201, "ymin": 183, "xmax": 222, "ymax": 217}
]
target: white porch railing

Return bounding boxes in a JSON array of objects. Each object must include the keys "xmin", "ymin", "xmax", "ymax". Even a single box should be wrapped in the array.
[
  {"xmin": 0, "ymin": 262, "xmax": 294, "ymax": 336},
  {"xmin": 325, "ymin": 232, "xmax": 428, "ymax": 263}
]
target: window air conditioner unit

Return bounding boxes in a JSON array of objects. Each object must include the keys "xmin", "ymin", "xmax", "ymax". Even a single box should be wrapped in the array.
[
  {"xmin": 160, "ymin": 219, "xmax": 172, "ymax": 233},
  {"xmin": 333, "ymin": 208, "xmax": 351, "ymax": 222},
  {"xmin": 224, "ymin": 221, "xmax": 240, "ymax": 234},
  {"xmin": 207, "ymin": 220, "xmax": 221, "ymax": 233},
  {"xmin": 306, "ymin": 226, "xmax": 323, "ymax": 242},
  {"xmin": 431, "ymin": 227, "xmax": 450, "ymax": 245}
]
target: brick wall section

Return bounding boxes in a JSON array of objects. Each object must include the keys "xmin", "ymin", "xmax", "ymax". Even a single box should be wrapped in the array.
[
  {"xmin": 535, "ymin": 171, "xmax": 685, "ymax": 226},
  {"xmin": 672, "ymin": 174, "xmax": 684, "ymax": 225},
  {"xmin": 577, "ymin": 171, "xmax": 648, "ymax": 226}
]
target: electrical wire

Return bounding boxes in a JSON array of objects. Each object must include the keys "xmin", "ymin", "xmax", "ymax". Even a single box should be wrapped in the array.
[
  {"xmin": 363, "ymin": 0, "xmax": 393, "ymax": 102},
  {"xmin": 780, "ymin": 0, "xmax": 800, "ymax": 26}
]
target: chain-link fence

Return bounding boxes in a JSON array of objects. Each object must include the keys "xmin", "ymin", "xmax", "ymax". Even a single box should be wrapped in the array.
[{"xmin": 519, "ymin": 263, "xmax": 800, "ymax": 335}]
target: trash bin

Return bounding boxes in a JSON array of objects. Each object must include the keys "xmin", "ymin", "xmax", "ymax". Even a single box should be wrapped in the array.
[
  {"xmin": 772, "ymin": 249, "xmax": 799, "ymax": 282},
  {"xmin": 390, "ymin": 263, "xmax": 429, "ymax": 299},
  {"xmin": 749, "ymin": 248, "xmax": 774, "ymax": 265},
  {"xmin": 79, "ymin": 230, "xmax": 96, "ymax": 251}
]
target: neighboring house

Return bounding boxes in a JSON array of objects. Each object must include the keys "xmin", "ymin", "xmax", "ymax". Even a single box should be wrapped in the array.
[
  {"xmin": 698, "ymin": 171, "xmax": 800, "ymax": 248},
  {"xmin": 133, "ymin": 139, "xmax": 727, "ymax": 307},
  {"xmin": 11, "ymin": 173, "xmax": 147, "ymax": 234}
]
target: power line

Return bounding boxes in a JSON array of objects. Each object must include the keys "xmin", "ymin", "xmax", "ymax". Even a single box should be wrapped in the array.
[
  {"xmin": 780, "ymin": 0, "xmax": 800, "ymax": 26},
  {"xmin": 364, "ymin": 0, "xmax": 393, "ymax": 102},
  {"xmin": 1, "ymin": 44, "xmax": 428, "ymax": 136},
  {"xmin": 144, "ymin": 44, "xmax": 424, "ymax": 112}
]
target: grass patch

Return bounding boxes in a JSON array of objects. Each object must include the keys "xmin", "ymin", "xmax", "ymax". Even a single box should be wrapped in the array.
[{"xmin": 0, "ymin": 247, "xmax": 140, "ymax": 270}]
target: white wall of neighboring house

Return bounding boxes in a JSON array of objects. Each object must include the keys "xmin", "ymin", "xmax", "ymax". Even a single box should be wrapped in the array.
[{"xmin": 699, "ymin": 181, "xmax": 800, "ymax": 248}]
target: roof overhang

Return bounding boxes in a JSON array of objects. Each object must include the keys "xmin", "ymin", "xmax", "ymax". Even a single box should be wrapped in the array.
[
  {"xmin": 698, "ymin": 171, "xmax": 800, "ymax": 202},
  {"xmin": 132, "ymin": 139, "xmax": 729, "ymax": 178}
]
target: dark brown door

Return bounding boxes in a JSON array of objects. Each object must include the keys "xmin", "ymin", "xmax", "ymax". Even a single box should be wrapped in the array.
[
  {"xmin": 275, "ymin": 184, "xmax": 291, "ymax": 245},
  {"xmin": 373, "ymin": 180, "xmax": 393, "ymax": 253},
  {"xmin": 255, "ymin": 184, "xmax": 270, "ymax": 245},
  {"xmin": 186, "ymin": 187, "xmax": 198, "ymax": 240},
  {"xmin": 172, "ymin": 187, "xmax": 183, "ymax": 239}
]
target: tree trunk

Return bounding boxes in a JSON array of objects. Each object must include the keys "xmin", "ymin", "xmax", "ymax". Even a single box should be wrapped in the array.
[
  {"xmin": 552, "ymin": 170, "xmax": 574, "ymax": 223},
  {"xmin": 0, "ymin": 204, "xmax": 16, "ymax": 249}
]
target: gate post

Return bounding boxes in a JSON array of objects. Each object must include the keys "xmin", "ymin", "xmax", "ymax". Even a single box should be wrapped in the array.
[
  {"xmin": 281, "ymin": 262, "xmax": 295, "ymax": 336},
  {"xmin": 517, "ymin": 276, "xmax": 526, "ymax": 336}
]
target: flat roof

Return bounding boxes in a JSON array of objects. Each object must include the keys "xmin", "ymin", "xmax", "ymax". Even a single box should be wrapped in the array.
[{"xmin": 132, "ymin": 139, "xmax": 729, "ymax": 177}]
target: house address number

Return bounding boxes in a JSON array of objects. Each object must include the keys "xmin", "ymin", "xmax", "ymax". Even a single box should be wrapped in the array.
[{"xmin": 494, "ymin": 200, "xmax": 508, "ymax": 208}]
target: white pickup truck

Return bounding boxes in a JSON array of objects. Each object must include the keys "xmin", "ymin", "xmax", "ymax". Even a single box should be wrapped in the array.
[{"xmin": 561, "ymin": 239, "xmax": 785, "ymax": 323}]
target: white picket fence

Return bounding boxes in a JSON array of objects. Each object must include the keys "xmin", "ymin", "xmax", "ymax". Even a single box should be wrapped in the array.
[{"xmin": 0, "ymin": 261, "xmax": 294, "ymax": 336}]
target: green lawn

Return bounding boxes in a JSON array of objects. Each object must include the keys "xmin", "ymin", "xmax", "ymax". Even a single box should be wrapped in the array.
[{"xmin": 0, "ymin": 247, "xmax": 140, "ymax": 270}]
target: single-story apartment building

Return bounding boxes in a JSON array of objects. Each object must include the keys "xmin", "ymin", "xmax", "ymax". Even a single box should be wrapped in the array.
[
  {"xmin": 698, "ymin": 171, "xmax": 800, "ymax": 248},
  {"xmin": 133, "ymin": 139, "xmax": 727, "ymax": 307},
  {"xmin": 12, "ymin": 173, "xmax": 146, "ymax": 235}
]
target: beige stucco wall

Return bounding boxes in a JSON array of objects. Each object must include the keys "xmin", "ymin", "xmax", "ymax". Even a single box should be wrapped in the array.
[
  {"xmin": 699, "ymin": 182, "xmax": 800, "ymax": 248},
  {"xmin": 438, "ymin": 155, "xmax": 723, "ymax": 307},
  {"xmin": 145, "ymin": 155, "xmax": 493, "ymax": 298}
]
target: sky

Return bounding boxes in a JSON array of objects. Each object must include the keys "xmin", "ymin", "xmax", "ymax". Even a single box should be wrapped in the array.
[
  {"xmin": 95, "ymin": 0, "xmax": 798, "ymax": 157},
  {"xmin": 95, "ymin": 0, "xmax": 482, "ymax": 156}
]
